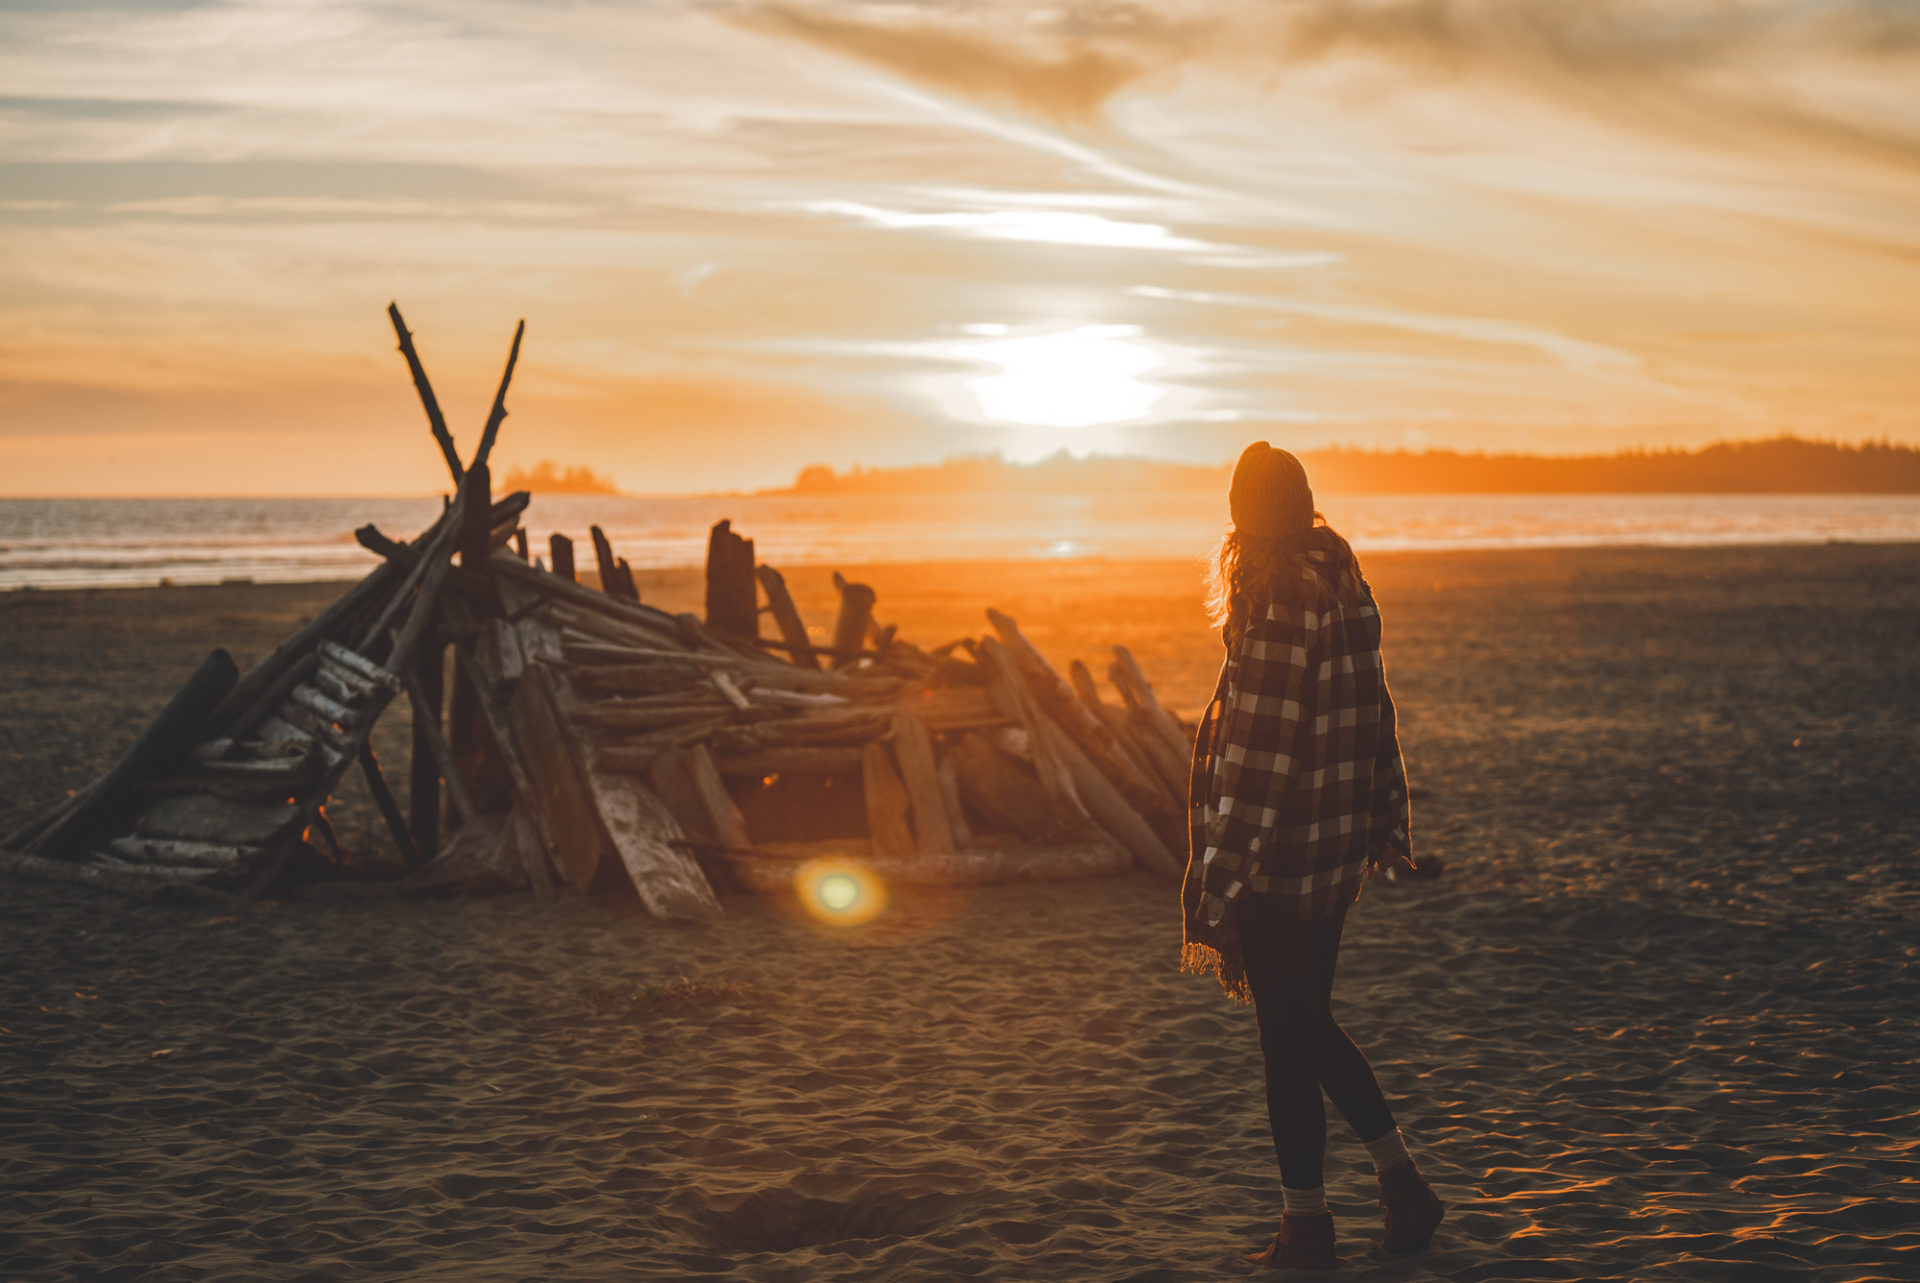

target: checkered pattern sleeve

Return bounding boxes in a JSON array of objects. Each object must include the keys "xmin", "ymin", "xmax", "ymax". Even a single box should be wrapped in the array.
[
  {"xmin": 1368, "ymin": 679, "xmax": 1412, "ymax": 865},
  {"xmin": 1195, "ymin": 603, "xmax": 1320, "ymax": 926}
]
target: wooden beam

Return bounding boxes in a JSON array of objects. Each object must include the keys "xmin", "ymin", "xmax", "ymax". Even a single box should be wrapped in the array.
[
  {"xmin": 830, "ymin": 572, "xmax": 877, "ymax": 672},
  {"xmin": 889, "ymin": 712, "xmax": 955, "ymax": 855},
  {"xmin": 936, "ymin": 752, "xmax": 973, "ymax": 849},
  {"xmin": 0, "ymin": 847, "xmax": 233, "ymax": 904},
  {"xmin": 861, "ymin": 740, "xmax": 916, "ymax": 857},
  {"xmin": 1110, "ymin": 644, "xmax": 1194, "ymax": 766},
  {"xmin": 404, "ymin": 670, "xmax": 475, "ymax": 827},
  {"xmin": 356, "ymin": 743, "xmax": 422, "ymax": 871},
  {"xmin": 33, "ymin": 648, "xmax": 239, "ymax": 859},
  {"xmin": 454, "ymin": 631, "xmax": 560, "ymax": 900},
  {"xmin": 685, "ymin": 743, "xmax": 751, "ymax": 850},
  {"xmin": 409, "ymin": 634, "xmax": 443, "ymax": 862},
  {"xmin": 645, "ymin": 750, "xmax": 713, "ymax": 842},
  {"xmin": 488, "ymin": 552, "xmax": 738, "ymax": 652},
  {"xmin": 549, "ymin": 532, "xmax": 576, "ymax": 582},
  {"xmin": 509, "ymin": 663, "xmax": 609, "ymax": 893},
  {"xmin": 1077, "ymin": 656, "xmax": 1188, "ymax": 797},
  {"xmin": 450, "ymin": 460, "xmax": 509, "ymax": 816},
  {"xmin": 203, "ymin": 561, "xmax": 400, "ymax": 737},
  {"xmin": 471, "ymin": 318, "xmax": 524, "ymax": 470},
  {"xmin": 987, "ymin": 608, "xmax": 1174, "ymax": 814},
  {"xmin": 977, "ymin": 637, "xmax": 1085, "ymax": 820},
  {"xmin": 589, "ymin": 525, "xmax": 639, "ymax": 601},
  {"xmin": 704, "ymin": 519, "xmax": 758, "ymax": 637},
  {"xmin": 949, "ymin": 730, "xmax": 1062, "ymax": 843},
  {"xmin": 388, "ymin": 301, "xmax": 462, "ymax": 484},
  {"xmin": 754, "ymin": 564, "xmax": 818, "ymax": 669}
]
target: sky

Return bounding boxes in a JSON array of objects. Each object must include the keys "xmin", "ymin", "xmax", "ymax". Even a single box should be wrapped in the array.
[{"xmin": 3, "ymin": 0, "xmax": 1918, "ymax": 496}]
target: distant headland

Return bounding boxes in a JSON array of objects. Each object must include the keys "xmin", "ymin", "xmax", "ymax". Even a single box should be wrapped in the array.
[
  {"xmin": 500, "ymin": 461, "xmax": 619, "ymax": 495},
  {"xmin": 769, "ymin": 437, "xmax": 1920, "ymax": 497}
]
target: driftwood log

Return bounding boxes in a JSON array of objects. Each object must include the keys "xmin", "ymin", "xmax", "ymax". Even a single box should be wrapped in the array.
[
  {"xmin": 755, "ymin": 564, "xmax": 818, "ymax": 669},
  {"xmin": 30, "ymin": 648, "xmax": 238, "ymax": 860},
  {"xmin": 705, "ymin": 520, "xmax": 757, "ymax": 637}
]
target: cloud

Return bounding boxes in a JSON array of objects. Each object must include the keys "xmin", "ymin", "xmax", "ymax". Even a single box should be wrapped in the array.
[
  {"xmin": 737, "ymin": 1, "xmax": 1205, "ymax": 124},
  {"xmin": 1132, "ymin": 284, "xmax": 1640, "ymax": 373},
  {"xmin": 738, "ymin": 1, "xmax": 1920, "ymax": 169}
]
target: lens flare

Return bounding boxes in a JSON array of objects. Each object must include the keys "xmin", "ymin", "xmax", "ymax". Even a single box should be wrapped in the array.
[{"xmin": 794, "ymin": 857, "xmax": 888, "ymax": 927}]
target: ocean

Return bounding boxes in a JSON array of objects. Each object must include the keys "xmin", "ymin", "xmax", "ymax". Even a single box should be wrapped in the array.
[{"xmin": 3, "ymin": 492, "xmax": 1919, "ymax": 591}]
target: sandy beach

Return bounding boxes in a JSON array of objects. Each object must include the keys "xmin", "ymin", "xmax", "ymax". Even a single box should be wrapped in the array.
[{"xmin": 3, "ymin": 543, "xmax": 1917, "ymax": 1281}]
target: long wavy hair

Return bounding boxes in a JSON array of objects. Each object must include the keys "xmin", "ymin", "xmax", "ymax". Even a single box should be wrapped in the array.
[{"xmin": 1204, "ymin": 513, "xmax": 1363, "ymax": 642}]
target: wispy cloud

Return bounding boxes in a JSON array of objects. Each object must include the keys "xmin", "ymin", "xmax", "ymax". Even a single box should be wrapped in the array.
[
  {"xmin": 1133, "ymin": 284, "xmax": 1639, "ymax": 374},
  {"xmin": 740, "ymin": 0, "xmax": 1920, "ymax": 172},
  {"xmin": 738, "ymin": 1, "xmax": 1198, "ymax": 126}
]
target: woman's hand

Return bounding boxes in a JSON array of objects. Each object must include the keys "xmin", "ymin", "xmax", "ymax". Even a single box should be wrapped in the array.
[{"xmin": 1376, "ymin": 851, "xmax": 1444, "ymax": 882}]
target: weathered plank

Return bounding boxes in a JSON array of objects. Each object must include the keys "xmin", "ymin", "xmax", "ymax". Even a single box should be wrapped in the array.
[
  {"xmin": 356, "ymin": 743, "xmax": 423, "ymax": 870},
  {"xmin": 590, "ymin": 525, "xmax": 639, "ymax": 601},
  {"xmin": 830, "ymin": 572, "xmax": 877, "ymax": 672},
  {"xmin": 685, "ymin": 743, "xmax": 751, "ymax": 850},
  {"xmin": 976, "ymin": 637, "xmax": 1086, "ymax": 822},
  {"xmin": 861, "ymin": 740, "xmax": 916, "ymax": 857},
  {"xmin": 1, "ymin": 847, "xmax": 234, "ymax": 903},
  {"xmin": 403, "ymin": 671, "xmax": 475, "ymax": 826},
  {"xmin": 755, "ymin": 564, "xmax": 819, "ymax": 669},
  {"xmin": 935, "ymin": 752, "xmax": 974, "ymax": 850},
  {"xmin": 1110, "ymin": 644, "xmax": 1194, "ymax": 767},
  {"xmin": 409, "ymin": 633, "xmax": 444, "ymax": 863},
  {"xmin": 575, "ymin": 747, "xmax": 722, "ymax": 919},
  {"xmin": 988, "ymin": 608, "xmax": 1174, "ymax": 814},
  {"xmin": 509, "ymin": 663, "xmax": 609, "ymax": 894},
  {"xmin": 34, "ymin": 648, "xmax": 240, "ymax": 859},
  {"xmin": 104, "ymin": 836, "xmax": 258, "ymax": 870},
  {"xmin": 705, "ymin": 519, "xmax": 757, "ymax": 637},
  {"xmin": 949, "ymin": 730, "xmax": 1063, "ymax": 843},
  {"xmin": 646, "ymin": 750, "xmax": 714, "ymax": 843},
  {"xmin": 549, "ymin": 532, "xmax": 576, "ymax": 582},
  {"xmin": 889, "ymin": 712, "xmax": 955, "ymax": 855},
  {"xmin": 455, "ymin": 628, "xmax": 560, "ymax": 900},
  {"xmin": 137, "ymin": 795, "xmax": 300, "ymax": 847},
  {"xmin": 202, "ymin": 560, "xmax": 401, "ymax": 737},
  {"xmin": 1031, "ymin": 703, "xmax": 1174, "ymax": 875}
]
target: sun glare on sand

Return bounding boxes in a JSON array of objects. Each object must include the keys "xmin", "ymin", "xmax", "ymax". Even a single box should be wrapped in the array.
[
  {"xmin": 794, "ymin": 857, "xmax": 888, "ymax": 927},
  {"xmin": 964, "ymin": 325, "xmax": 1168, "ymax": 433}
]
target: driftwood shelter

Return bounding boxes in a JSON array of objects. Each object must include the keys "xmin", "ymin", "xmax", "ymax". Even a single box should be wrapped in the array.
[{"xmin": 0, "ymin": 309, "xmax": 1197, "ymax": 919}]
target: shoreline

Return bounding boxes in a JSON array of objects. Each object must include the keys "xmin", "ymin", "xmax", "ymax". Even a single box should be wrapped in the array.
[{"xmin": 4, "ymin": 534, "xmax": 1919, "ymax": 597}]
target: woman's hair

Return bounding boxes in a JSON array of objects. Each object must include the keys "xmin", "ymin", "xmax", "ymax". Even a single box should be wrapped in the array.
[{"xmin": 1204, "ymin": 514, "xmax": 1362, "ymax": 640}]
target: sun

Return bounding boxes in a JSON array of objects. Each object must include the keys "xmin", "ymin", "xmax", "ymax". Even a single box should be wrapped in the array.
[{"xmin": 965, "ymin": 325, "xmax": 1168, "ymax": 430}]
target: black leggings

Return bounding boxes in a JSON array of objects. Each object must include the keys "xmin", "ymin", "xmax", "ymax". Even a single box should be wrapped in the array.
[{"xmin": 1236, "ymin": 897, "xmax": 1396, "ymax": 1190}]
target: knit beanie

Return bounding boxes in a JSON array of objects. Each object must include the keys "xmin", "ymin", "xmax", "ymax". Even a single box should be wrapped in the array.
[{"xmin": 1229, "ymin": 441, "xmax": 1315, "ymax": 537}]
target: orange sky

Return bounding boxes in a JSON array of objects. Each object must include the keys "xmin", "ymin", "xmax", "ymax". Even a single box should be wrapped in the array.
[{"xmin": 3, "ymin": 0, "xmax": 1918, "ymax": 496}]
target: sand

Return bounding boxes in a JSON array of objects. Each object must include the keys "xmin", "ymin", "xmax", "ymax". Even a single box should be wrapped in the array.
[{"xmin": 2, "ymin": 543, "xmax": 1917, "ymax": 1281}]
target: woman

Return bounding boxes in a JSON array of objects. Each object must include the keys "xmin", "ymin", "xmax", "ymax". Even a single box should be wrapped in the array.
[{"xmin": 1182, "ymin": 442, "xmax": 1444, "ymax": 1271}]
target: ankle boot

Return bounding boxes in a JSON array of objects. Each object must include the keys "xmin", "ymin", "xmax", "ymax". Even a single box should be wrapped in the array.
[
  {"xmin": 1378, "ymin": 1159, "xmax": 1444, "ymax": 1253},
  {"xmin": 1246, "ymin": 1211, "xmax": 1338, "ymax": 1271}
]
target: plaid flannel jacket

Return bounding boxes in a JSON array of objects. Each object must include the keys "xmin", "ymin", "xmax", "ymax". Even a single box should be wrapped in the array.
[{"xmin": 1190, "ymin": 557, "xmax": 1411, "ymax": 927}]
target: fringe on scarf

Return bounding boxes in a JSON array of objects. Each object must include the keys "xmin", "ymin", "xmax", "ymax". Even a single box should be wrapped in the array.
[
  {"xmin": 1180, "ymin": 938, "xmax": 1252, "ymax": 1007},
  {"xmin": 1180, "ymin": 855, "xmax": 1253, "ymax": 1005}
]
